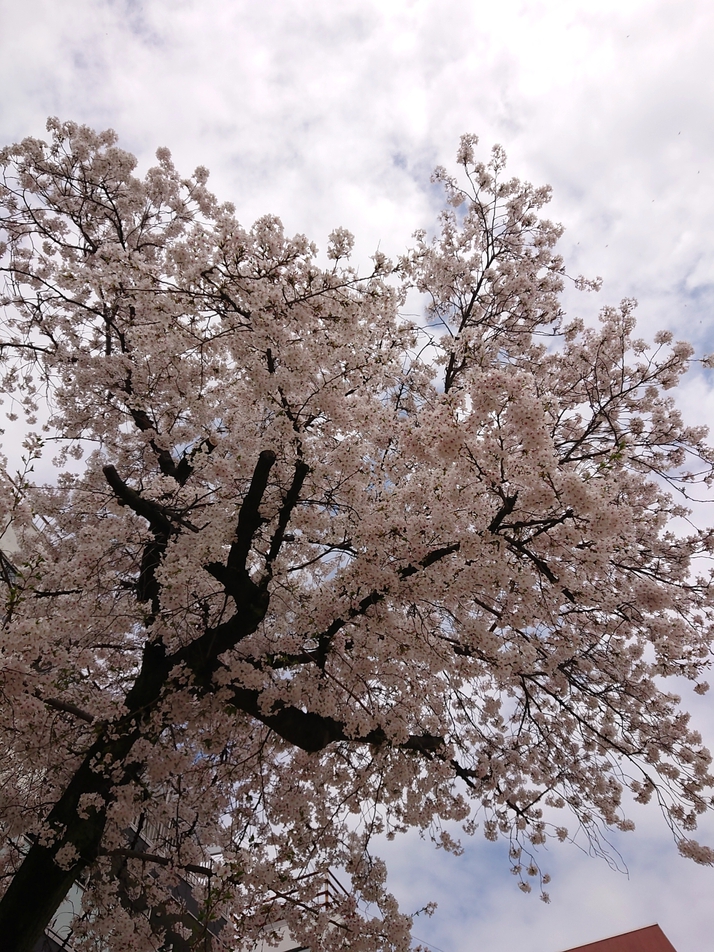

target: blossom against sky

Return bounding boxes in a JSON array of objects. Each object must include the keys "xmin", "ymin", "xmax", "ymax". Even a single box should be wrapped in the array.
[{"xmin": 2, "ymin": 1, "xmax": 714, "ymax": 950}]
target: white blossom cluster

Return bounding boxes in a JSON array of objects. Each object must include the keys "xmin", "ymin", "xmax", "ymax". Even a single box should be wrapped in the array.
[{"xmin": 0, "ymin": 122, "xmax": 713, "ymax": 951}]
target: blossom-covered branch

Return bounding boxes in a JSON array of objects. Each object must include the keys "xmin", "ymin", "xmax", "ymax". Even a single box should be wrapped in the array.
[{"xmin": 1, "ymin": 121, "xmax": 714, "ymax": 952}]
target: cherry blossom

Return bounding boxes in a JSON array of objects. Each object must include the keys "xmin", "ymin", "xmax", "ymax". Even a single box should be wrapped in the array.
[{"xmin": 1, "ymin": 121, "xmax": 713, "ymax": 951}]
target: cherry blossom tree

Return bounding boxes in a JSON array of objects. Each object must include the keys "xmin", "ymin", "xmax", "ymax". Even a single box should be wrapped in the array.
[{"xmin": 1, "ymin": 120, "xmax": 714, "ymax": 952}]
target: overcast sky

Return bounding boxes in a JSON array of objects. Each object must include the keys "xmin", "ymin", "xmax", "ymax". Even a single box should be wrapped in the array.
[{"xmin": 2, "ymin": 1, "xmax": 714, "ymax": 950}]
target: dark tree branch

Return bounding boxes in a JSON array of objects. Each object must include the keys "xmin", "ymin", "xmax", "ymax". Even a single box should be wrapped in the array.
[
  {"xmin": 314, "ymin": 542, "xmax": 462, "ymax": 667},
  {"xmin": 127, "ymin": 407, "xmax": 214, "ymax": 486},
  {"xmin": 129, "ymin": 408, "xmax": 186, "ymax": 482},
  {"xmin": 228, "ymin": 450, "xmax": 276, "ymax": 571},
  {"xmin": 206, "ymin": 450, "xmax": 277, "ymax": 604},
  {"xmin": 227, "ymin": 684, "xmax": 445, "ymax": 754},
  {"xmin": 137, "ymin": 540, "xmax": 164, "ymax": 607},
  {"xmin": 36, "ymin": 694, "xmax": 96, "ymax": 724},
  {"xmin": 266, "ymin": 460, "xmax": 310, "ymax": 567},
  {"xmin": 501, "ymin": 533, "xmax": 575, "ymax": 602},
  {"xmin": 33, "ymin": 588, "xmax": 84, "ymax": 598},
  {"xmin": 401, "ymin": 542, "xmax": 461, "ymax": 577},
  {"xmin": 102, "ymin": 465, "xmax": 175, "ymax": 538},
  {"xmin": 488, "ymin": 493, "xmax": 518, "ymax": 533},
  {"xmin": 103, "ymin": 465, "xmax": 182, "ymax": 612},
  {"xmin": 171, "ymin": 593, "xmax": 270, "ymax": 688}
]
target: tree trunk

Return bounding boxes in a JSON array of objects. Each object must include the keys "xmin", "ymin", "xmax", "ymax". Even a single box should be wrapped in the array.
[{"xmin": 0, "ymin": 640, "xmax": 172, "ymax": 952}]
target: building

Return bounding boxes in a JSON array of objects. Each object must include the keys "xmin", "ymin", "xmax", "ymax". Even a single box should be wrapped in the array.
[{"xmin": 561, "ymin": 925, "xmax": 677, "ymax": 952}]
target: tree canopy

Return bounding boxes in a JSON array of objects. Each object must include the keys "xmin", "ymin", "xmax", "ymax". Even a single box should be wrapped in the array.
[{"xmin": 1, "ymin": 120, "xmax": 713, "ymax": 952}]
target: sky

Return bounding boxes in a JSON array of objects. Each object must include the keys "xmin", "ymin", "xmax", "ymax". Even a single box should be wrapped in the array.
[{"xmin": 2, "ymin": 0, "xmax": 714, "ymax": 949}]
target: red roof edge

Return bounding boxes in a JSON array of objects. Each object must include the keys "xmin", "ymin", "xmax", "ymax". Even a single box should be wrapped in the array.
[{"xmin": 559, "ymin": 924, "xmax": 678, "ymax": 952}]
